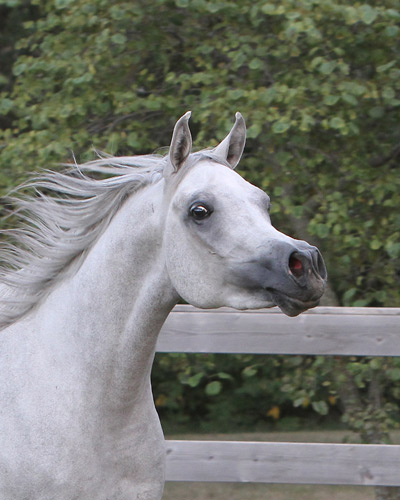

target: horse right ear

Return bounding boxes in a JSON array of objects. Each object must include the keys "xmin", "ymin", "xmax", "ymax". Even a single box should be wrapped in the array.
[
  {"xmin": 214, "ymin": 112, "xmax": 246, "ymax": 169},
  {"xmin": 164, "ymin": 111, "xmax": 192, "ymax": 177}
]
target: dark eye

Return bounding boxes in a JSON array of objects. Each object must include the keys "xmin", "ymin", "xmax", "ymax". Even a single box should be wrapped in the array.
[{"xmin": 189, "ymin": 203, "xmax": 212, "ymax": 221}]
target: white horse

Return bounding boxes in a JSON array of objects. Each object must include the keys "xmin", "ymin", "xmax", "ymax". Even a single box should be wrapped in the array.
[{"xmin": 0, "ymin": 112, "xmax": 326, "ymax": 499}]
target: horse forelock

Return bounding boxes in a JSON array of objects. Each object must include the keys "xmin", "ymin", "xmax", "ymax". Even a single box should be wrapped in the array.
[{"xmin": 0, "ymin": 154, "xmax": 167, "ymax": 330}]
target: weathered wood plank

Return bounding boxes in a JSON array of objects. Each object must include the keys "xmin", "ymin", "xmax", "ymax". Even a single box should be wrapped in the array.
[
  {"xmin": 171, "ymin": 305, "xmax": 400, "ymax": 315},
  {"xmin": 157, "ymin": 306, "xmax": 400, "ymax": 356},
  {"xmin": 161, "ymin": 309, "xmax": 400, "ymax": 487},
  {"xmin": 165, "ymin": 440, "xmax": 400, "ymax": 486}
]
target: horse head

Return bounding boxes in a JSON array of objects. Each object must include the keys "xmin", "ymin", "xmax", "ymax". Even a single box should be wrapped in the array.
[{"xmin": 162, "ymin": 112, "xmax": 327, "ymax": 317}]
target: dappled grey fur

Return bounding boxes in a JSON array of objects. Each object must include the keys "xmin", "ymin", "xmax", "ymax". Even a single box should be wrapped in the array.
[{"xmin": 0, "ymin": 154, "xmax": 166, "ymax": 330}]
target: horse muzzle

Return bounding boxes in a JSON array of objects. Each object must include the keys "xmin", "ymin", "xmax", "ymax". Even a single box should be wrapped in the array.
[
  {"xmin": 264, "ymin": 243, "xmax": 327, "ymax": 316},
  {"xmin": 230, "ymin": 240, "xmax": 327, "ymax": 317}
]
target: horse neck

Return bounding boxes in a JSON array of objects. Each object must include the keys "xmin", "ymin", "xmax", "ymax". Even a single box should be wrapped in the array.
[{"xmin": 32, "ymin": 181, "xmax": 178, "ymax": 411}]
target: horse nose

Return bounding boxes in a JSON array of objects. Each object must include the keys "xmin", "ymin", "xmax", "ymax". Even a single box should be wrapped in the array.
[{"xmin": 288, "ymin": 247, "xmax": 327, "ymax": 283}]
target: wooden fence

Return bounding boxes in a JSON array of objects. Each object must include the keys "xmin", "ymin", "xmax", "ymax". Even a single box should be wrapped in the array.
[{"xmin": 156, "ymin": 305, "xmax": 400, "ymax": 487}]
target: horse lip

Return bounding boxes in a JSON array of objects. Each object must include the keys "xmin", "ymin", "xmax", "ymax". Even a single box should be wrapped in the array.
[{"xmin": 265, "ymin": 287, "xmax": 321, "ymax": 317}]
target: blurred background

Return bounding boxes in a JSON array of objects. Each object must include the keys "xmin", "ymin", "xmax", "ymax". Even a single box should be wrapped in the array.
[{"xmin": 1, "ymin": 1, "xmax": 399, "ymax": 498}]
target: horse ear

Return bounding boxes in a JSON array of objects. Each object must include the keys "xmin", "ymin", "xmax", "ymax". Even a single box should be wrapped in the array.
[
  {"xmin": 214, "ymin": 112, "xmax": 246, "ymax": 169},
  {"xmin": 164, "ymin": 111, "xmax": 192, "ymax": 176}
]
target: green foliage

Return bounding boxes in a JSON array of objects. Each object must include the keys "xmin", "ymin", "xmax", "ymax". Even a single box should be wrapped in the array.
[
  {"xmin": 1, "ymin": 0, "xmax": 400, "ymax": 446},
  {"xmin": 152, "ymin": 353, "xmax": 338, "ymax": 432},
  {"xmin": 1, "ymin": 0, "xmax": 399, "ymax": 305},
  {"xmin": 153, "ymin": 353, "xmax": 400, "ymax": 440},
  {"xmin": 278, "ymin": 355, "xmax": 400, "ymax": 442}
]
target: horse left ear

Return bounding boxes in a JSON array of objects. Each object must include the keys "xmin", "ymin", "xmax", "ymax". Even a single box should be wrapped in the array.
[
  {"xmin": 214, "ymin": 112, "xmax": 246, "ymax": 169},
  {"xmin": 164, "ymin": 111, "xmax": 192, "ymax": 177}
]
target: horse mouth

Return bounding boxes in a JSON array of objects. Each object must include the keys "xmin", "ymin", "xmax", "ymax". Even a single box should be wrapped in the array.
[{"xmin": 265, "ymin": 288, "xmax": 321, "ymax": 317}]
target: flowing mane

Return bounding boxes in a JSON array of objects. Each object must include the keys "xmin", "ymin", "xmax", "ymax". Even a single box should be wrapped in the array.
[{"xmin": 0, "ymin": 154, "xmax": 167, "ymax": 330}]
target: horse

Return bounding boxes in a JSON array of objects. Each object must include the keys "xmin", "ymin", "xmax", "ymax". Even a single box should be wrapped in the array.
[{"xmin": 0, "ymin": 112, "xmax": 327, "ymax": 499}]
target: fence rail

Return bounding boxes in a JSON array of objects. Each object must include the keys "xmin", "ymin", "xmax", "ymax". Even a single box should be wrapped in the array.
[
  {"xmin": 157, "ymin": 306, "xmax": 400, "ymax": 486},
  {"xmin": 157, "ymin": 305, "xmax": 400, "ymax": 356},
  {"xmin": 165, "ymin": 440, "xmax": 400, "ymax": 486}
]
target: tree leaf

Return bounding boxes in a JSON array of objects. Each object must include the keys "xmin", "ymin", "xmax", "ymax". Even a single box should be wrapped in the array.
[{"xmin": 205, "ymin": 381, "xmax": 222, "ymax": 396}]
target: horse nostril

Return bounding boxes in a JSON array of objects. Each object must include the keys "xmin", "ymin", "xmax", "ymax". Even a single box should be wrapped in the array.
[{"xmin": 289, "ymin": 253, "xmax": 304, "ymax": 278}]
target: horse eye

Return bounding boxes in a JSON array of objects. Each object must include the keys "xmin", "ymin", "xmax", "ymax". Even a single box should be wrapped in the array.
[{"xmin": 189, "ymin": 203, "xmax": 212, "ymax": 221}]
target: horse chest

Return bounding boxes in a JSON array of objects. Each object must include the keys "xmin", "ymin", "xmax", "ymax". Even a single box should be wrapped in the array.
[
  {"xmin": 0, "ymin": 325, "xmax": 165, "ymax": 500},
  {"xmin": 0, "ymin": 394, "xmax": 165, "ymax": 499}
]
